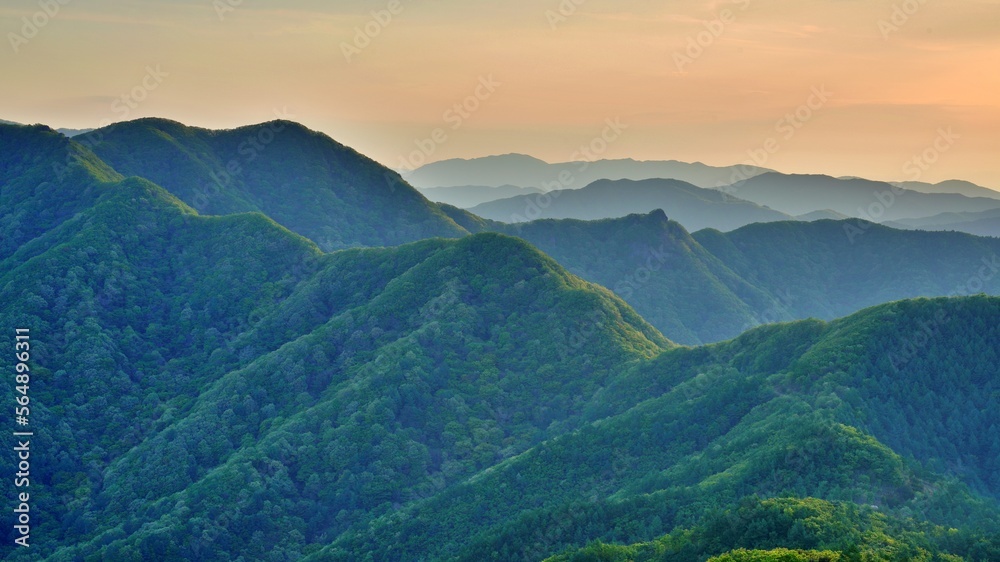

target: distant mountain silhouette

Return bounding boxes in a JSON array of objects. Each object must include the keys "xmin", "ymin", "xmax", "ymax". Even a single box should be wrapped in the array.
[
  {"xmin": 894, "ymin": 179, "xmax": 1000, "ymax": 200},
  {"xmin": 467, "ymin": 178, "xmax": 794, "ymax": 232},
  {"xmin": 418, "ymin": 184, "xmax": 544, "ymax": 208},
  {"xmin": 724, "ymin": 172, "xmax": 1000, "ymax": 220},
  {"xmin": 796, "ymin": 209, "xmax": 852, "ymax": 221},
  {"xmin": 1, "ymin": 118, "xmax": 94, "ymax": 137},
  {"xmin": 404, "ymin": 153, "xmax": 773, "ymax": 189},
  {"xmin": 887, "ymin": 208, "xmax": 1000, "ymax": 238}
]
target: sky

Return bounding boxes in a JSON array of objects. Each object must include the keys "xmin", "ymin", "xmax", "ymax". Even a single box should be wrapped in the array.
[{"xmin": 2, "ymin": 0, "xmax": 998, "ymax": 187}]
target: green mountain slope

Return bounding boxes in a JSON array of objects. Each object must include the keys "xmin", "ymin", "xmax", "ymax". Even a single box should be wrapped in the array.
[
  {"xmin": 3, "ymin": 123, "xmax": 999, "ymax": 562},
  {"xmin": 547, "ymin": 496, "xmax": 999, "ymax": 561},
  {"xmin": 439, "ymin": 208, "xmax": 1000, "ymax": 345},
  {"xmin": 307, "ymin": 297, "xmax": 1000, "ymax": 561},
  {"xmin": 0, "ymin": 123, "xmax": 123, "ymax": 260},
  {"xmin": 85, "ymin": 118, "xmax": 467, "ymax": 250},
  {"xmin": 0, "ymin": 125, "xmax": 669, "ymax": 560},
  {"xmin": 502, "ymin": 210, "xmax": 784, "ymax": 344}
]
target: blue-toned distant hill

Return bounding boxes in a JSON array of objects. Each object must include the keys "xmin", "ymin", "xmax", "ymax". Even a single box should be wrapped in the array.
[
  {"xmin": 894, "ymin": 179, "xmax": 1000, "ymax": 200},
  {"xmin": 466, "ymin": 178, "xmax": 795, "ymax": 232},
  {"xmin": 723, "ymin": 172, "xmax": 1000, "ymax": 220},
  {"xmin": 404, "ymin": 153, "xmax": 773, "ymax": 189},
  {"xmin": 417, "ymin": 184, "xmax": 545, "ymax": 208}
]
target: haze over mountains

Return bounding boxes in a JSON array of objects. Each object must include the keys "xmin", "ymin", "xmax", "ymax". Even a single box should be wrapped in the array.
[
  {"xmin": 411, "ymin": 155, "xmax": 1000, "ymax": 239},
  {"xmin": 444, "ymin": 207, "xmax": 1000, "ymax": 344},
  {"xmin": 2, "ymin": 119, "xmax": 1000, "ymax": 561},
  {"xmin": 724, "ymin": 173, "xmax": 1000, "ymax": 221},
  {"xmin": 467, "ymin": 178, "xmax": 795, "ymax": 232},
  {"xmin": 403, "ymin": 154, "xmax": 773, "ymax": 190}
]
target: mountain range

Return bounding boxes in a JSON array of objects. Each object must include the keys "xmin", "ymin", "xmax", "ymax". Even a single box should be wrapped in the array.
[
  {"xmin": 466, "ymin": 178, "xmax": 796, "ymax": 232},
  {"xmin": 403, "ymin": 154, "xmax": 773, "ymax": 190},
  {"xmin": 721, "ymin": 173, "xmax": 1000, "ymax": 221},
  {"xmin": 893, "ymin": 179, "xmax": 1000, "ymax": 200},
  {"xmin": 417, "ymin": 184, "xmax": 545, "ymax": 208},
  {"xmin": 443, "ymin": 207, "xmax": 1000, "ymax": 344},
  {"xmin": 2, "ymin": 120, "xmax": 999, "ymax": 561}
]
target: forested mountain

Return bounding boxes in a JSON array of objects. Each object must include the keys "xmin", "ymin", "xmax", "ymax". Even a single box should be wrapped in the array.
[
  {"xmin": 693, "ymin": 219, "xmax": 1000, "ymax": 321},
  {"xmin": 404, "ymin": 154, "xmax": 773, "ymax": 189},
  {"xmin": 3, "ymin": 121, "xmax": 999, "ymax": 561},
  {"xmin": 81, "ymin": 118, "xmax": 467, "ymax": 250},
  {"xmin": 722, "ymin": 173, "xmax": 1000, "ymax": 220},
  {"xmin": 443, "ymin": 208, "xmax": 1000, "ymax": 344},
  {"xmin": 0, "ymin": 125, "xmax": 667, "ymax": 559},
  {"xmin": 466, "ymin": 178, "xmax": 794, "ymax": 232},
  {"xmin": 302, "ymin": 296, "xmax": 1000, "ymax": 561},
  {"xmin": 443, "ymin": 207, "xmax": 784, "ymax": 344},
  {"xmin": 0, "ymin": 123, "xmax": 124, "ymax": 259}
]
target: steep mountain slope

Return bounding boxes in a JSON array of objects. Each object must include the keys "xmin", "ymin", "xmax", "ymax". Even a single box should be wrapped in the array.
[
  {"xmin": 470, "ymin": 210, "xmax": 787, "ymax": 344},
  {"xmin": 441, "ymin": 208, "xmax": 1000, "ymax": 344},
  {"xmin": 0, "ymin": 123, "xmax": 123, "ymax": 259},
  {"xmin": 467, "ymin": 178, "xmax": 794, "ymax": 232},
  {"xmin": 0, "ymin": 125, "xmax": 670, "ymax": 560},
  {"xmin": 305, "ymin": 297, "xmax": 1000, "ymax": 561},
  {"xmin": 724, "ymin": 173, "xmax": 1000, "ymax": 220},
  {"xmin": 85, "ymin": 118, "xmax": 467, "ymax": 250},
  {"xmin": 549, "ymin": 496, "xmax": 1000, "ymax": 561},
  {"xmin": 4, "ymin": 123, "xmax": 1000, "ymax": 562},
  {"xmin": 404, "ymin": 154, "xmax": 773, "ymax": 189}
]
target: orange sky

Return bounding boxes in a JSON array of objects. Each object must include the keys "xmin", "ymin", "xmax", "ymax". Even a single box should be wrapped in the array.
[{"xmin": 2, "ymin": 0, "xmax": 998, "ymax": 186}]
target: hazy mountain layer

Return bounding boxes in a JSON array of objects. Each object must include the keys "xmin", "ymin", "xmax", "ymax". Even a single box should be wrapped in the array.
[
  {"xmin": 723, "ymin": 172, "xmax": 1000, "ymax": 221},
  {"xmin": 404, "ymin": 154, "xmax": 773, "ymax": 190},
  {"xmin": 467, "ymin": 178, "xmax": 795, "ymax": 232},
  {"xmin": 417, "ymin": 184, "xmax": 544, "ymax": 208}
]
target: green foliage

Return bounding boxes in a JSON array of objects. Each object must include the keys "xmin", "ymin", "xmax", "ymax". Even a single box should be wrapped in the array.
[
  {"xmin": 707, "ymin": 549, "xmax": 842, "ymax": 562},
  {"xmin": 2, "ymin": 123, "xmax": 1000, "ymax": 562},
  {"xmin": 86, "ymin": 118, "xmax": 468, "ymax": 250}
]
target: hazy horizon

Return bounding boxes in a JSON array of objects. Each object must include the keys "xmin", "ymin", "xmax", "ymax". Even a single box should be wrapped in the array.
[{"xmin": 3, "ymin": 0, "xmax": 998, "ymax": 186}]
